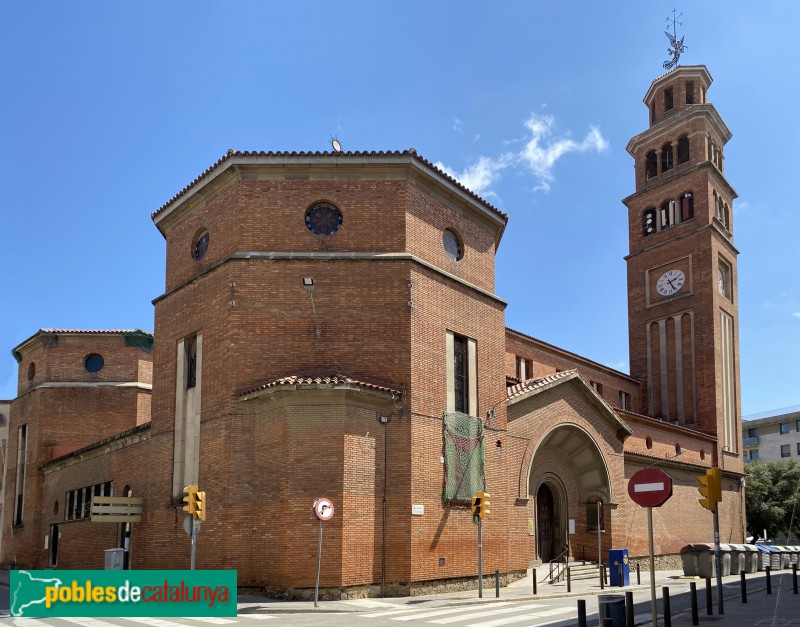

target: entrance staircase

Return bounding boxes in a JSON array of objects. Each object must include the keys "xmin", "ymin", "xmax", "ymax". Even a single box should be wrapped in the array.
[{"xmin": 545, "ymin": 559, "xmax": 601, "ymax": 584}]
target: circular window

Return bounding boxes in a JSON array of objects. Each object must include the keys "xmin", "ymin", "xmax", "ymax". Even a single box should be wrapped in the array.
[
  {"xmin": 442, "ymin": 229, "xmax": 463, "ymax": 261},
  {"xmin": 305, "ymin": 204, "xmax": 343, "ymax": 236},
  {"xmin": 193, "ymin": 231, "xmax": 210, "ymax": 260},
  {"xmin": 85, "ymin": 354, "xmax": 105, "ymax": 373},
  {"xmin": 28, "ymin": 362, "xmax": 35, "ymax": 380}
]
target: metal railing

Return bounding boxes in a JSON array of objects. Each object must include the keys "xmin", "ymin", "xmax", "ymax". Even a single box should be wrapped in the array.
[{"xmin": 547, "ymin": 546, "xmax": 570, "ymax": 584}]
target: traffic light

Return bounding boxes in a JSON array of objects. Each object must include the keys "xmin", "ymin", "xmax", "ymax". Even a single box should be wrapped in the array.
[
  {"xmin": 478, "ymin": 491, "xmax": 490, "ymax": 518},
  {"xmin": 697, "ymin": 468, "xmax": 722, "ymax": 512},
  {"xmin": 195, "ymin": 490, "xmax": 206, "ymax": 521},
  {"xmin": 471, "ymin": 494, "xmax": 482, "ymax": 521},
  {"xmin": 183, "ymin": 484, "xmax": 198, "ymax": 516},
  {"xmin": 471, "ymin": 491, "xmax": 491, "ymax": 521}
]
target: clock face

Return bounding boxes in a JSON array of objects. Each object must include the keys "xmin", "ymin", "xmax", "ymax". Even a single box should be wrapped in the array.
[{"xmin": 656, "ymin": 269, "xmax": 686, "ymax": 296}]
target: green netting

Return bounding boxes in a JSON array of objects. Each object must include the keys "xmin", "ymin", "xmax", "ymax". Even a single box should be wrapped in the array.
[{"xmin": 442, "ymin": 411, "xmax": 485, "ymax": 502}]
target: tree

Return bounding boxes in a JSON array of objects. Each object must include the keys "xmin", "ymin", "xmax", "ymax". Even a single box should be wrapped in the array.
[{"xmin": 745, "ymin": 459, "xmax": 800, "ymax": 543}]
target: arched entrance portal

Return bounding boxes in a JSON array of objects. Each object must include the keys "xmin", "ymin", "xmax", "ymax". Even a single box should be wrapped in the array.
[{"xmin": 530, "ymin": 424, "xmax": 612, "ymax": 563}]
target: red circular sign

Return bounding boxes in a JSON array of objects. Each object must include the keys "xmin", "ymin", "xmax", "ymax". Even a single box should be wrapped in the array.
[
  {"xmin": 628, "ymin": 468, "xmax": 673, "ymax": 507},
  {"xmin": 313, "ymin": 498, "xmax": 334, "ymax": 521}
]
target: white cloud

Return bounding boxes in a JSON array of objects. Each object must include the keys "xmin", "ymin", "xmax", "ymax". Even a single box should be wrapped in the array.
[
  {"xmin": 792, "ymin": 311, "xmax": 800, "ymax": 319},
  {"xmin": 437, "ymin": 112, "xmax": 608, "ymax": 196},
  {"xmin": 452, "ymin": 118, "xmax": 463, "ymax": 132},
  {"xmin": 434, "ymin": 154, "xmax": 513, "ymax": 195},
  {"xmin": 519, "ymin": 114, "xmax": 609, "ymax": 192}
]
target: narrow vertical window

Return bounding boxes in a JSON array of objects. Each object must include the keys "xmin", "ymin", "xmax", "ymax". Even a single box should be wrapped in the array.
[
  {"xmin": 686, "ymin": 81, "xmax": 695, "ymax": 104},
  {"xmin": 650, "ymin": 102, "xmax": 656, "ymax": 125},
  {"xmin": 186, "ymin": 336, "xmax": 197, "ymax": 389},
  {"xmin": 661, "ymin": 143, "xmax": 673, "ymax": 172},
  {"xmin": 681, "ymin": 192, "xmax": 694, "ymax": 222},
  {"xmin": 453, "ymin": 335, "xmax": 468, "ymax": 414},
  {"xmin": 677, "ymin": 135, "xmax": 690, "ymax": 164},
  {"xmin": 619, "ymin": 391, "xmax": 630, "ymax": 411},
  {"xmin": 664, "ymin": 87, "xmax": 674, "ymax": 111},
  {"xmin": 13, "ymin": 424, "xmax": 27, "ymax": 526},
  {"xmin": 645, "ymin": 151, "xmax": 658, "ymax": 180}
]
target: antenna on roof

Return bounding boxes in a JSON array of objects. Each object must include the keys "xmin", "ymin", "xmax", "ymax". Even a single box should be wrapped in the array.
[
  {"xmin": 663, "ymin": 9, "xmax": 686, "ymax": 70},
  {"xmin": 330, "ymin": 136, "xmax": 342, "ymax": 153}
]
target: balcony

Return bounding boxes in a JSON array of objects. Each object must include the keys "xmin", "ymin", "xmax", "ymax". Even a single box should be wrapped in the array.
[{"xmin": 743, "ymin": 436, "xmax": 760, "ymax": 448}]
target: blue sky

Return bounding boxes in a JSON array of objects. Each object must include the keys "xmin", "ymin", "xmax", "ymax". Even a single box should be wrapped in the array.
[{"xmin": 1, "ymin": 2, "xmax": 797, "ymax": 416}]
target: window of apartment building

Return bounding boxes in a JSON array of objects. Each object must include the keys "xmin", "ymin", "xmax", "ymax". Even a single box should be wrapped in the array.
[
  {"xmin": 446, "ymin": 331, "xmax": 477, "ymax": 416},
  {"xmin": 781, "ymin": 423, "xmax": 790, "ymax": 435},
  {"xmin": 797, "ymin": 443, "xmax": 800, "ymax": 456},
  {"xmin": 66, "ymin": 481, "xmax": 112, "ymax": 521},
  {"xmin": 796, "ymin": 420, "xmax": 800, "ymax": 432},
  {"xmin": 13, "ymin": 424, "xmax": 27, "ymax": 526},
  {"xmin": 619, "ymin": 391, "xmax": 630, "ymax": 411},
  {"xmin": 747, "ymin": 428, "xmax": 757, "ymax": 438},
  {"xmin": 781, "ymin": 444, "xmax": 791, "ymax": 458},
  {"xmin": 749, "ymin": 449, "xmax": 759, "ymax": 461},
  {"xmin": 515, "ymin": 356, "xmax": 533, "ymax": 381}
]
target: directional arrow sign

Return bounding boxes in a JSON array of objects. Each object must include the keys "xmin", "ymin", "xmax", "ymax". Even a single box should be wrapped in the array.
[{"xmin": 628, "ymin": 468, "xmax": 673, "ymax": 508}]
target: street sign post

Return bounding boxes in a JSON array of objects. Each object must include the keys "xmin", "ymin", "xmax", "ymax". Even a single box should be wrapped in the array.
[
  {"xmin": 629, "ymin": 468, "xmax": 674, "ymax": 627},
  {"xmin": 313, "ymin": 498, "xmax": 334, "ymax": 608}
]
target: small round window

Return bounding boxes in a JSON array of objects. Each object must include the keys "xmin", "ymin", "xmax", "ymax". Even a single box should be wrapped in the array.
[
  {"xmin": 305, "ymin": 203, "xmax": 343, "ymax": 236},
  {"xmin": 85, "ymin": 354, "xmax": 105, "ymax": 373},
  {"xmin": 193, "ymin": 231, "xmax": 209, "ymax": 260},
  {"xmin": 443, "ymin": 229, "xmax": 463, "ymax": 261},
  {"xmin": 28, "ymin": 362, "xmax": 35, "ymax": 380}
]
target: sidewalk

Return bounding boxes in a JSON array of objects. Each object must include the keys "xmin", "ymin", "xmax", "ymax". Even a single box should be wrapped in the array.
[{"xmin": 3, "ymin": 566, "xmax": 799, "ymax": 623}]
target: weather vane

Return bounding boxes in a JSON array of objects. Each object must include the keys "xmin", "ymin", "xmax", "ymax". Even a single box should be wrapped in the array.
[{"xmin": 663, "ymin": 9, "xmax": 686, "ymax": 70}]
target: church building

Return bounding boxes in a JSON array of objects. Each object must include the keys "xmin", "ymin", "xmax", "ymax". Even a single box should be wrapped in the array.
[{"xmin": 2, "ymin": 64, "xmax": 745, "ymax": 595}]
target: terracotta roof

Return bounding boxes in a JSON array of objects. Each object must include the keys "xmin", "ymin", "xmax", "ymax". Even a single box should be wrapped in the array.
[
  {"xmin": 506, "ymin": 369, "xmax": 577, "ymax": 400},
  {"xmin": 240, "ymin": 371, "xmax": 403, "ymax": 398},
  {"xmin": 13, "ymin": 328, "xmax": 154, "ymax": 354},
  {"xmin": 151, "ymin": 149, "xmax": 508, "ymax": 222}
]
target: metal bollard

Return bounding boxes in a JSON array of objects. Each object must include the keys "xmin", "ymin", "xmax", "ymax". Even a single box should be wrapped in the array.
[
  {"xmin": 532, "ymin": 568, "xmax": 537, "ymax": 595},
  {"xmin": 793, "ymin": 563, "xmax": 798, "ymax": 594},
  {"xmin": 741, "ymin": 570, "xmax": 747, "ymax": 603},
  {"xmin": 625, "ymin": 590, "xmax": 634, "ymax": 627},
  {"xmin": 636, "ymin": 562, "xmax": 641, "ymax": 585},
  {"xmin": 577, "ymin": 599, "xmax": 587, "ymax": 627},
  {"xmin": 766, "ymin": 566, "xmax": 772, "ymax": 594},
  {"xmin": 663, "ymin": 586, "xmax": 672, "ymax": 627},
  {"xmin": 705, "ymin": 577, "xmax": 713, "ymax": 615},
  {"xmin": 618, "ymin": 563, "xmax": 623, "ymax": 587},
  {"xmin": 690, "ymin": 582, "xmax": 699, "ymax": 626},
  {"xmin": 495, "ymin": 569, "xmax": 499, "ymax": 598},
  {"xmin": 567, "ymin": 565, "xmax": 572, "ymax": 593},
  {"xmin": 600, "ymin": 563, "xmax": 604, "ymax": 590}
]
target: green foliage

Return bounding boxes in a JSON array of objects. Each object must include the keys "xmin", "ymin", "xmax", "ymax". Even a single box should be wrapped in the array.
[{"xmin": 745, "ymin": 459, "xmax": 800, "ymax": 542}]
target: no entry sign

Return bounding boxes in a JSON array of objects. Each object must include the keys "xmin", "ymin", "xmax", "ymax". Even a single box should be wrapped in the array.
[
  {"xmin": 628, "ymin": 468, "xmax": 673, "ymax": 508},
  {"xmin": 313, "ymin": 497, "xmax": 334, "ymax": 521}
]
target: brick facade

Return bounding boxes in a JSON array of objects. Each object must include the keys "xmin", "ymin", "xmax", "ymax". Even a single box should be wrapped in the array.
[{"xmin": 0, "ymin": 66, "xmax": 746, "ymax": 595}]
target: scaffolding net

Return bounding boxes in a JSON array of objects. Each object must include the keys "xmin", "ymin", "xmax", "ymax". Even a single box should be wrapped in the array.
[{"xmin": 442, "ymin": 411, "xmax": 485, "ymax": 502}]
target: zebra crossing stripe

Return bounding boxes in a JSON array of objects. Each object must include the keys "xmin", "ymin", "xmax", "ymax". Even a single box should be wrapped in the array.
[
  {"xmin": 59, "ymin": 618, "xmax": 123, "ymax": 627},
  {"xmin": 430, "ymin": 603, "xmax": 548, "ymax": 624},
  {"xmin": 467, "ymin": 605, "xmax": 572, "ymax": 627},
  {"xmin": 391, "ymin": 602, "xmax": 515, "ymax": 621}
]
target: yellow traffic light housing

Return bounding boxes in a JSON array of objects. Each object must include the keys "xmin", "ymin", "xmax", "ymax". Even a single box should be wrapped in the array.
[
  {"xmin": 478, "ymin": 491, "xmax": 491, "ymax": 518},
  {"xmin": 697, "ymin": 469, "xmax": 722, "ymax": 512},
  {"xmin": 471, "ymin": 491, "xmax": 491, "ymax": 521},
  {"xmin": 183, "ymin": 484, "xmax": 198, "ymax": 516},
  {"xmin": 195, "ymin": 490, "xmax": 206, "ymax": 521}
]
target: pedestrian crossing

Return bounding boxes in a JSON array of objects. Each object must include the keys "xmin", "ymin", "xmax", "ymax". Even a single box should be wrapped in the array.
[
  {"xmin": 355, "ymin": 600, "xmax": 575, "ymax": 625},
  {"xmin": 8, "ymin": 613, "xmax": 276, "ymax": 627}
]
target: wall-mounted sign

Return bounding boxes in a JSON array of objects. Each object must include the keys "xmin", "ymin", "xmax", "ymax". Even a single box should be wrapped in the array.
[{"xmin": 412, "ymin": 504, "xmax": 424, "ymax": 516}]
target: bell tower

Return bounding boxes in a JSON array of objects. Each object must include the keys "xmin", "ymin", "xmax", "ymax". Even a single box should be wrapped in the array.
[{"xmin": 623, "ymin": 66, "xmax": 742, "ymax": 464}]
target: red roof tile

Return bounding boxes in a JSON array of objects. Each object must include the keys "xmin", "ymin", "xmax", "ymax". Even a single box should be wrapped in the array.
[
  {"xmin": 506, "ymin": 369, "xmax": 577, "ymax": 400},
  {"xmin": 240, "ymin": 370, "xmax": 403, "ymax": 398},
  {"xmin": 151, "ymin": 149, "xmax": 508, "ymax": 222}
]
